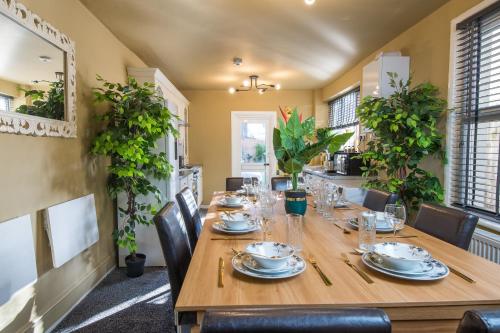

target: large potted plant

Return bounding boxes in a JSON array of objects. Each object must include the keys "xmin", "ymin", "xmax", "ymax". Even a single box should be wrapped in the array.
[
  {"xmin": 273, "ymin": 108, "xmax": 353, "ymax": 215},
  {"xmin": 356, "ymin": 73, "xmax": 446, "ymax": 213},
  {"xmin": 91, "ymin": 75, "xmax": 178, "ymax": 277}
]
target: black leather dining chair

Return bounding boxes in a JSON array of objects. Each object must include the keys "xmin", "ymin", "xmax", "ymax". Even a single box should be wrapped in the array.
[
  {"xmin": 457, "ymin": 309, "xmax": 500, "ymax": 333},
  {"xmin": 362, "ymin": 189, "xmax": 399, "ymax": 211},
  {"xmin": 226, "ymin": 177, "xmax": 258, "ymax": 191},
  {"xmin": 200, "ymin": 308, "xmax": 391, "ymax": 333},
  {"xmin": 271, "ymin": 176, "xmax": 290, "ymax": 191},
  {"xmin": 413, "ymin": 203, "xmax": 478, "ymax": 250},
  {"xmin": 154, "ymin": 202, "xmax": 192, "ymax": 307},
  {"xmin": 176, "ymin": 187, "xmax": 203, "ymax": 250}
]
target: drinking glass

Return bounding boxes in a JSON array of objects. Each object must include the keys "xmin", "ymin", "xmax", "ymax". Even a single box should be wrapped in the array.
[
  {"xmin": 384, "ymin": 204, "xmax": 406, "ymax": 237},
  {"xmin": 359, "ymin": 211, "xmax": 376, "ymax": 251},
  {"xmin": 259, "ymin": 204, "xmax": 274, "ymax": 241},
  {"xmin": 243, "ymin": 177, "xmax": 252, "ymax": 196},
  {"xmin": 287, "ymin": 213, "xmax": 303, "ymax": 252},
  {"xmin": 322, "ymin": 183, "xmax": 338, "ymax": 221}
]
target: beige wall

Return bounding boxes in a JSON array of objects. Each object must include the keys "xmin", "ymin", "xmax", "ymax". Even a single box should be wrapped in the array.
[
  {"xmin": 184, "ymin": 90, "xmax": 314, "ymax": 204},
  {"xmin": 0, "ymin": 1, "xmax": 146, "ymax": 332},
  {"xmin": 320, "ymin": 0, "xmax": 483, "ymax": 183}
]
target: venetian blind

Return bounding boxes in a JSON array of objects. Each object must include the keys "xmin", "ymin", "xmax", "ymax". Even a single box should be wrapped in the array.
[
  {"xmin": 328, "ymin": 87, "xmax": 360, "ymax": 129},
  {"xmin": 450, "ymin": 2, "xmax": 500, "ymax": 219}
]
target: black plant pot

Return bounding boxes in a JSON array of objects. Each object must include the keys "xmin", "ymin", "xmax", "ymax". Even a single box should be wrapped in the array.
[
  {"xmin": 284, "ymin": 189, "xmax": 307, "ymax": 215},
  {"xmin": 125, "ymin": 253, "xmax": 146, "ymax": 278}
]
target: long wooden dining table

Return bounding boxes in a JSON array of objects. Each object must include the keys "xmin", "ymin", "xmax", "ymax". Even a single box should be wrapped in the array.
[{"xmin": 175, "ymin": 192, "xmax": 500, "ymax": 332}]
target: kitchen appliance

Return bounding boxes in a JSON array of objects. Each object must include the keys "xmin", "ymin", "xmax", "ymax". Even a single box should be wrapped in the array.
[
  {"xmin": 323, "ymin": 151, "xmax": 335, "ymax": 173},
  {"xmin": 332, "ymin": 152, "xmax": 363, "ymax": 176}
]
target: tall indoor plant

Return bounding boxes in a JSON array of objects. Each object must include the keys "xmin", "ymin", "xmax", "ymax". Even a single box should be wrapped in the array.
[
  {"xmin": 274, "ymin": 108, "xmax": 353, "ymax": 215},
  {"xmin": 356, "ymin": 73, "xmax": 446, "ymax": 212},
  {"xmin": 91, "ymin": 75, "xmax": 178, "ymax": 277}
]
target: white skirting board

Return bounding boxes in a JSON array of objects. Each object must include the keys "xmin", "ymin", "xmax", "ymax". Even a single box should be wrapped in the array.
[
  {"xmin": 45, "ymin": 194, "xmax": 99, "ymax": 268},
  {"xmin": 0, "ymin": 214, "xmax": 37, "ymax": 305}
]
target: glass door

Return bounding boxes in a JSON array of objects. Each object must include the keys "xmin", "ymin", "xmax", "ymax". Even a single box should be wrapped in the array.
[{"xmin": 231, "ymin": 112, "xmax": 277, "ymax": 188}]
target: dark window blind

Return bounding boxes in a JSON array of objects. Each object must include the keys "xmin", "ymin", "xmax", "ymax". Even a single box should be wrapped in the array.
[
  {"xmin": 328, "ymin": 87, "xmax": 360, "ymax": 129},
  {"xmin": 450, "ymin": 3, "xmax": 500, "ymax": 220}
]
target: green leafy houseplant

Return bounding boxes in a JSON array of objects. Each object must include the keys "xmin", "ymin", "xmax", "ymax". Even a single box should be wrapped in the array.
[
  {"xmin": 91, "ymin": 75, "xmax": 178, "ymax": 274},
  {"xmin": 16, "ymin": 79, "xmax": 65, "ymax": 120},
  {"xmin": 273, "ymin": 108, "xmax": 353, "ymax": 214},
  {"xmin": 356, "ymin": 73, "xmax": 446, "ymax": 211}
]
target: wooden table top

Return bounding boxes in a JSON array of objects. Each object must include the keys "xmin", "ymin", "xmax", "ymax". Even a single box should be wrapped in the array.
[{"xmin": 175, "ymin": 193, "xmax": 500, "ymax": 313}]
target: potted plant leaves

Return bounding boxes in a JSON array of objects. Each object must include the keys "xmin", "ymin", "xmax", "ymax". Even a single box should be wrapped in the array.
[
  {"xmin": 273, "ymin": 108, "xmax": 353, "ymax": 215},
  {"xmin": 91, "ymin": 75, "xmax": 178, "ymax": 277},
  {"xmin": 356, "ymin": 73, "xmax": 446, "ymax": 213}
]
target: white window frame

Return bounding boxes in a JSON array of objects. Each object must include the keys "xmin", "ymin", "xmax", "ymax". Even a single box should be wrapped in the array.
[{"xmin": 446, "ymin": 0, "xmax": 500, "ymax": 233}]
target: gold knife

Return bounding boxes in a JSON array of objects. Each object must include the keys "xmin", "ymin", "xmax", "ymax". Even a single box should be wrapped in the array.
[
  {"xmin": 218, "ymin": 257, "xmax": 224, "ymax": 288},
  {"xmin": 341, "ymin": 253, "xmax": 374, "ymax": 284},
  {"xmin": 211, "ymin": 237, "xmax": 258, "ymax": 240},
  {"xmin": 377, "ymin": 235, "xmax": 418, "ymax": 239},
  {"xmin": 448, "ymin": 265, "xmax": 475, "ymax": 283},
  {"xmin": 308, "ymin": 256, "xmax": 332, "ymax": 286}
]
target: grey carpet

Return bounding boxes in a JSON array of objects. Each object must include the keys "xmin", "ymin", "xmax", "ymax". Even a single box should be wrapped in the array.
[{"xmin": 52, "ymin": 267, "xmax": 175, "ymax": 333}]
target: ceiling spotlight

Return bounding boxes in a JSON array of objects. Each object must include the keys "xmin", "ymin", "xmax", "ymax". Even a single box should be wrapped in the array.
[
  {"xmin": 304, "ymin": 0, "xmax": 315, "ymax": 5},
  {"xmin": 275, "ymin": 83, "xmax": 281, "ymax": 90},
  {"xmin": 39, "ymin": 55, "xmax": 52, "ymax": 63},
  {"xmin": 228, "ymin": 87, "xmax": 236, "ymax": 94},
  {"xmin": 243, "ymin": 80, "xmax": 250, "ymax": 87}
]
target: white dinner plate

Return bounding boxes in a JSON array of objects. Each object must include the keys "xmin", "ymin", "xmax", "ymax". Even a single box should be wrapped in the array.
[
  {"xmin": 366, "ymin": 253, "xmax": 434, "ymax": 275},
  {"xmin": 348, "ymin": 218, "xmax": 404, "ymax": 233},
  {"xmin": 241, "ymin": 255, "xmax": 293, "ymax": 275},
  {"xmin": 217, "ymin": 200, "xmax": 245, "ymax": 208},
  {"xmin": 212, "ymin": 221, "xmax": 260, "ymax": 234},
  {"xmin": 361, "ymin": 253, "xmax": 449, "ymax": 281},
  {"xmin": 232, "ymin": 254, "xmax": 306, "ymax": 279}
]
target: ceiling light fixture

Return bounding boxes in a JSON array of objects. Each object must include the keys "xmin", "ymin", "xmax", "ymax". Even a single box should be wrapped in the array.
[
  {"xmin": 304, "ymin": 0, "xmax": 315, "ymax": 5},
  {"xmin": 38, "ymin": 55, "xmax": 52, "ymax": 63},
  {"xmin": 228, "ymin": 75, "xmax": 281, "ymax": 94}
]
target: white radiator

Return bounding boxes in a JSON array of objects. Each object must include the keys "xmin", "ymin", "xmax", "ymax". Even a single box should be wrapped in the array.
[{"xmin": 469, "ymin": 229, "xmax": 500, "ymax": 264}]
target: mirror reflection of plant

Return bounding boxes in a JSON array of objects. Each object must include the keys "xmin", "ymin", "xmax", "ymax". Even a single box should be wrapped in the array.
[
  {"xmin": 274, "ymin": 108, "xmax": 353, "ymax": 190},
  {"xmin": 91, "ymin": 75, "xmax": 178, "ymax": 258},
  {"xmin": 356, "ymin": 73, "xmax": 446, "ymax": 211},
  {"xmin": 16, "ymin": 79, "xmax": 65, "ymax": 120}
]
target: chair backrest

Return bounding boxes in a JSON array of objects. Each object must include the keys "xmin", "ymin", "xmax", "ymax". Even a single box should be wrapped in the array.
[
  {"xmin": 457, "ymin": 309, "xmax": 500, "ymax": 333},
  {"xmin": 226, "ymin": 177, "xmax": 258, "ymax": 191},
  {"xmin": 271, "ymin": 177, "xmax": 290, "ymax": 191},
  {"xmin": 200, "ymin": 308, "xmax": 391, "ymax": 333},
  {"xmin": 362, "ymin": 189, "xmax": 399, "ymax": 211},
  {"xmin": 154, "ymin": 202, "xmax": 192, "ymax": 306},
  {"xmin": 414, "ymin": 203, "xmax": 478, "ymax": 250},
  {"xmin": 176, "ymin": 187, "xmax": 203, "ymax": 250}
]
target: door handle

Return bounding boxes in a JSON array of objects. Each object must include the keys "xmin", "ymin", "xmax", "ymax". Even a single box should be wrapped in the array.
[{"xmin": 263, "ymin": 163, "xmax": 270, "ymax": 166}]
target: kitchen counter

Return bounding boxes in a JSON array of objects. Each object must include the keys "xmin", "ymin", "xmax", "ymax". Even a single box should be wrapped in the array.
[{"xmin": 303, "ymin": 166, "xmax": 365, "ymax": 180}]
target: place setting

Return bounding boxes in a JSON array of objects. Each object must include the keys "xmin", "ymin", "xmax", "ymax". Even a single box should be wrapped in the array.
[
  {"xmin": 231, "ymin": 242, "xmax": 307, "ymax": 280},
  {"xmin": 212, "ymin": 211, "xmax": 261, "ymax": 235}
]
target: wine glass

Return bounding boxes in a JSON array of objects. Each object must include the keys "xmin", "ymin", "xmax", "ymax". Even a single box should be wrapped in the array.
[{"xmin": 384, "ymin": 204, "xmax": 406, "ymax": 238}]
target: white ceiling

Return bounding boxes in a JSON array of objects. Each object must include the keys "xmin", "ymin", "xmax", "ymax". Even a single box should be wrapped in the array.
[
  {"xmin": 81, "ymin": 0, "xmax": 448, "ymax": 90},
  {"xmin": 0, "ymin": 13, "xmax": 64, "ymax": 86}
]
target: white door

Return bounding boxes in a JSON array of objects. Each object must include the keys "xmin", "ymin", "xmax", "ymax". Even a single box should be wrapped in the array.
[{"xmin": 231, "ymin": 111, "xmax": 277, "ymax": 188}]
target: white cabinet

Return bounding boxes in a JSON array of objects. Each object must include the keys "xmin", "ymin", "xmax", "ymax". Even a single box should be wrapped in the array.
[{"xmin": 362, "ymin": 53, "xmax": 410, "ymax": 99}]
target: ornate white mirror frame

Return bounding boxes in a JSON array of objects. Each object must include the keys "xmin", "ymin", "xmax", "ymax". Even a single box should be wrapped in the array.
[{"xmin": 0, "ymin": 0, "xmax": 76, "ymax": 138}]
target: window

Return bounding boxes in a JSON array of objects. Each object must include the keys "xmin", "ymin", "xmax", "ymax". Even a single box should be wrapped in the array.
[
  {"xmin": 328, "ymin": 87, "xmax": 360, "ymax": 148},
  {"xmin": 450, "ymin": 2, "xmax": 500, "ymax": 220},
  {"xmin": 0, "ymin": 94, "xmax": 13, "ymax": 113},
  {"xmin": 328, "ymin": 87, "xmax": 360, "ymax": 129}
]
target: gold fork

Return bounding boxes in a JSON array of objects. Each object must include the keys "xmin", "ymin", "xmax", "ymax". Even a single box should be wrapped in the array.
[
  {"xmin": 308, "ymin": 256, "xmax": 332, "ymax": 286},
  {"xmin": 340, "ymin": 253, "xmax": 374, "ymax": 284},
  {"xmin": 334, "ymin": 222, "xmax": 351, "ymax": 234}
]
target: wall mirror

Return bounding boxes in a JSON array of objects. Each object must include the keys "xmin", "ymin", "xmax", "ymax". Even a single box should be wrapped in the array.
[{"xmin": 0, "ymin": 0, "xmax": 76, "ymax": 137}]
